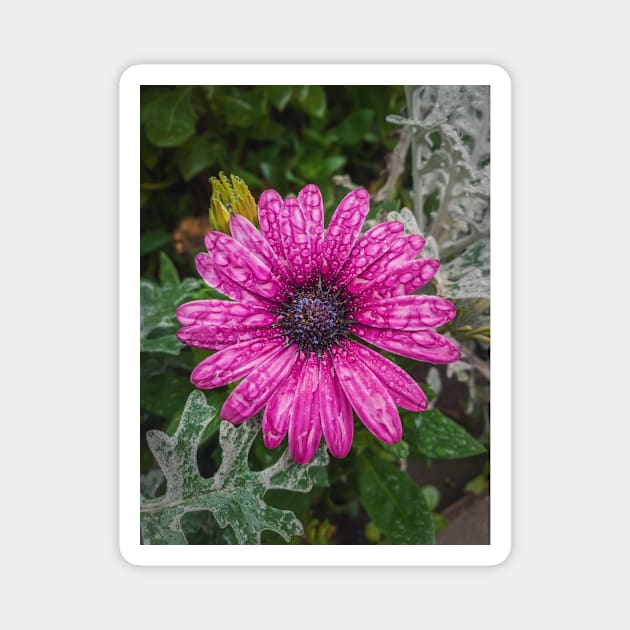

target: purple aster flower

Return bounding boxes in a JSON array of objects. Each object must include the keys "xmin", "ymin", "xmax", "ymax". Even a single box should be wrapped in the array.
[{"xmin": 176, "ymin": 184, "xmax": 459, "ymax": 464}]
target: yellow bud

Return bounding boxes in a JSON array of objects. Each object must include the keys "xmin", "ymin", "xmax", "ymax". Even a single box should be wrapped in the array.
[
  {"xmin": 231, "ymin": 175, "xmax": 257, "ymax": 223},
  {"xmin": 209, "ymin": 193, "xmax": 231, "ymax": 233},
  {"xmin": 208, "ymin": 172, "xmax": 258, "ymax": 232}
]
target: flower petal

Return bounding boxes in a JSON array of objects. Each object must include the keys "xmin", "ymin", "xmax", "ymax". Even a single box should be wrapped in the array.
[
  {"xmin": 333, "ymin": 221, "xmax": 405, "ymax": 288},
  {"xmin": 279, "ymin": 197, "xmax": 316, "ymax": 284},
  {"xmin": 176, "ymin": 299, "xmax": 276, "ymax": 327},
  {"xmin": 221, "ymin": 344, "xmax": 299, "ymax": 424},
  {"xmin": 287, "ymin": 354, "xmax": 323, "ymax": 464},
  {"xmin": 319, "ymin": 353, "xmax": 353, "ymax": 458},
  {"xmin": 229, "ymin": 214, "xmax": 285, "ymax": 276},
  {"xmin": 190, "ymin": 337, "xmax": 283, "ymax": 389},
  {"xmin": 177, "ymin": 325, "xmax": 277, "ymax": 350},
  {"xmin": 349, "ymin": 343, "xmax": 427, "ymax": 411},
  {"xmin": 262, "ymin": 355, "xmax": 305, "ymax": 448},
  {"xmin": 257, "ymin": 189, "xmax": 286, "ymax": 261},
  {"xmin": 195, "ymin": 253, "xmax": 267, "ymax": 305},
  {"xmin": 321, "ymin": 189, "xmax": 370, "ymax": 277},
  {"xmin": 331, "ymin": 342, "xmax": 402, "ymax": 444},
  {"xmin": 345, "ymin": 234, "xmax": 426, "ymax": 294},
  {"xmin": 298, "ymin": 183, "xmax": 324, "ymax": 244},
  {"xmin": 356, "ymin": 258, "xmax": 440, "ymax": 302},
  {"xmin": 354, "ymin": 295, "xmax": 457, "ymax": 330},
  {"xmin": 351, "ymin": 325, "xmax": 460, "ymax": 364},
  {"xmin": 205, "ymin": 231, "xmax": 284, "ymax": 301}
]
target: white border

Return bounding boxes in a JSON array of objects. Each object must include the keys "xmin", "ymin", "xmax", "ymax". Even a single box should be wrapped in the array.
[{"xmin": 120, "ymin": 64, "xmax": 511, "ymax": 566}]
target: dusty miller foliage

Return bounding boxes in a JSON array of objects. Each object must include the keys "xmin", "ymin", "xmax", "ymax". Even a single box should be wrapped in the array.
[
  {"xmin": 387, "ymin": 85, "xmax": 490, "ymax": 301},
  {"xmin": 141, "ymin": 390, "xmax": 328, "ymax": 544},
  {"xmin": 387, "ymin": 86, "xmax": 491, "ymax": 419}
]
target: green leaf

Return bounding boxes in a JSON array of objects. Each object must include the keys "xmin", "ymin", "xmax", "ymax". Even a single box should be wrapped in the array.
[
  {"xmin": 140, "ymin": 255, "xmax": 201, "ymax": 355},
  {"xmin": 231, "ymin": 166, "xmax": 265, "ymax": 189},
  {"xmin": 365, "ymin": 521, "xmax": 382, "ymax": 544},
  {"xmin": 141, "ymin": 391, "xmax": 329, "ymax": 544},
  {"xmin": 140, "ymin": 230, "xmax": 171, "ymax": 256},
  {"xmin": 140, "ymin": 355, "xmax": 194, "ymax": 420},
  {"xmin": 293, "ymin": 86, "xmax": 327, "ymax": 118},
  {"xmin": 421, "ymin": 485, "xmax": 440, "ymax": 511},
  {"xmin": 267, "ymin": 86, "xmax": 293, "ymax": 111},
  {"xmin": 432, "ymin": 513, "xmax": 449, "ymax": 532},
  {"xmin": 223, "ymin": 90, "xmax": 269, "ymax": 127},
  {"xmin": 464, "ymin": 473, "xmax": 487, "ymax": 497},
  {"xmin": 158, "ymin": 251, "xmax": 179, "ymax": 286},
  {"xmin": 403, "ymin": 409, "xmax": 486, "ymax": 459},
  {"xmin": 330, "ymin": 109, "xmax": 375, "ymax": 145},
  {"xmin": 358, "ymin": 452, "xmax": 434, "ymax": 544},
  {"xmin": 296, "ymin": 151, "xmax": 346, "ymax": 181},
  {"xmin": 368, "ymin": 199, "xmax": 400, "ymax": 224},
  {"xmin": 140, "ymin": 372, "xmax": 190, "ymax": 418},
  {"xmin": 143, "ymin": 88, "xmax": 196, "ymax": 147},
  {"xmin": 302, "ymin": 128, "xmax": 331, "ymax": 148},
  {"xmin": 321, "ymin": 155, "xmax": 347, "ymax": 176},
  {"xmin": 381, "ymin": 439, "xmax": 410, "ymax": 460},
  {"xmin": 176, "ymin": 136, "xmax": 220, "ymax": 181}
]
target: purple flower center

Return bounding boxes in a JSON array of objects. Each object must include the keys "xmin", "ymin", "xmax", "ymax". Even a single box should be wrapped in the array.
[{"xmin": 277, "ymin": 280, "xmax": 349, "ymax": 354}]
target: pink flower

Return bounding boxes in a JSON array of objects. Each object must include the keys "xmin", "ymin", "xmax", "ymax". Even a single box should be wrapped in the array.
[{"xmin": 176, "ymin": 185, "xmax": 459, "ymax": 464}]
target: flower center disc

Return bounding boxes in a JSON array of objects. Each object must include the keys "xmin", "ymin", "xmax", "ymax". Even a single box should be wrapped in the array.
[{"xmin": 278, "ymin": 282, "xmax": 349, "ymax": 354}]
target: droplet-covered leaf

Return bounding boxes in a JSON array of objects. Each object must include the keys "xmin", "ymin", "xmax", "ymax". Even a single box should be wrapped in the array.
[
  {"xmin": 140, "ymin": 356, "xmax": 195, "ymax": 419},
  {"xmin": 440, "ymin": 239, "xmax": 490, "ymax": 300},
  {"xmin": 403, "ymin": 408, "xmax": 486, "ymax": 459},
  {"xmin": 141, "ymin": 391, "xmax": 329, "ymax": 545},
  {"xmin": 140, "ymin": 253, "xmax": 202, "ymax": 355},
  {"xmin": 358, "ymin": 452, "xmax": 434, "ymax": 544}
]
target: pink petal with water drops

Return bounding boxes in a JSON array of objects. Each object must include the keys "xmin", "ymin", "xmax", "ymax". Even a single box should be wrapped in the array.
[
  {"xmin": 221, "ymin": 345, "xmax": 299, "ymax": 424},
  {"xmin": 257, "ymin": 189, "xmax": 286, "ymax": 262},
  {"xmin": 351, "ymin": 325, "xmax": 460, "ymax": 364},
  {"xmin": 190, "ymin": 337, "xmax": 283, "ymax": 389},
  {"xmin": 205, "ymin": 231, "xmax": 284, "ymax": 301},
  {"xmin": 345, "ymin": 233, "xmax": 426, "ymax": 294},
  {"xmin": 321, "ymin": 188, "xmax": 370, "ymax": 277},
  {"xmin": 262, "ymin": 355, "xmax": 305, "ymax": 448},
  {"xmin": 319, "ymin": 353, "xmax": 354, "ymax": 458},
  {"xmin": 279, "ymin": 197, "xmax": 315, "ymax": 284},
  {"xmin": 176, "ymin": 299, "xmax": 277, "ymax": 327},
  {"xmin": 297, "ymin": 183, "xmax": 324, "ymax": 266},
  {"xmin": 332, "ymin": 342, "xmax": 402, "ymax": 444},
  {"xmin": 356, "ymin": 258, "xmax": 440, "ymax": 303},
  {"xmin": 333, "ymin": 221, "xmax": 404, "ymax": 288},
  {"xmin": 229, "ymin": 214, "xmax": 286, "ymax": 277},
  {"xmin": 177, "ymin": 325, "xmax": 277, "ymax": 351},
  {"xmin": 195, "ymin": 253, "xmax": 267, "ymax": 305},
  {"xmin": 349, "ymin": 343, "xmax": 427, "ymax": 411},
  {"xmin": 354, "ymin": 295, "xmax": 456, "ymax": 330},
  {"xmin": 287, "ymin": 354, "xmax": 323, "ymax": 465}
]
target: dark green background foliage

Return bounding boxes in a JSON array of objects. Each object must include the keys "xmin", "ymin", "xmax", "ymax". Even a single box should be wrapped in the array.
[
  {"xmin": 141, "ymin": 85, "xmax": 407, "ymax": 267},
  {"xmin": 140, "ymin": 85, "xmax": 488, "ymax": 545}
]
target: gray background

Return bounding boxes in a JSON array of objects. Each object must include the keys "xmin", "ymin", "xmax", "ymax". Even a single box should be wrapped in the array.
[{"xmin": 2, "ymin": 1, "xmax": 626, "ymax": 627}]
